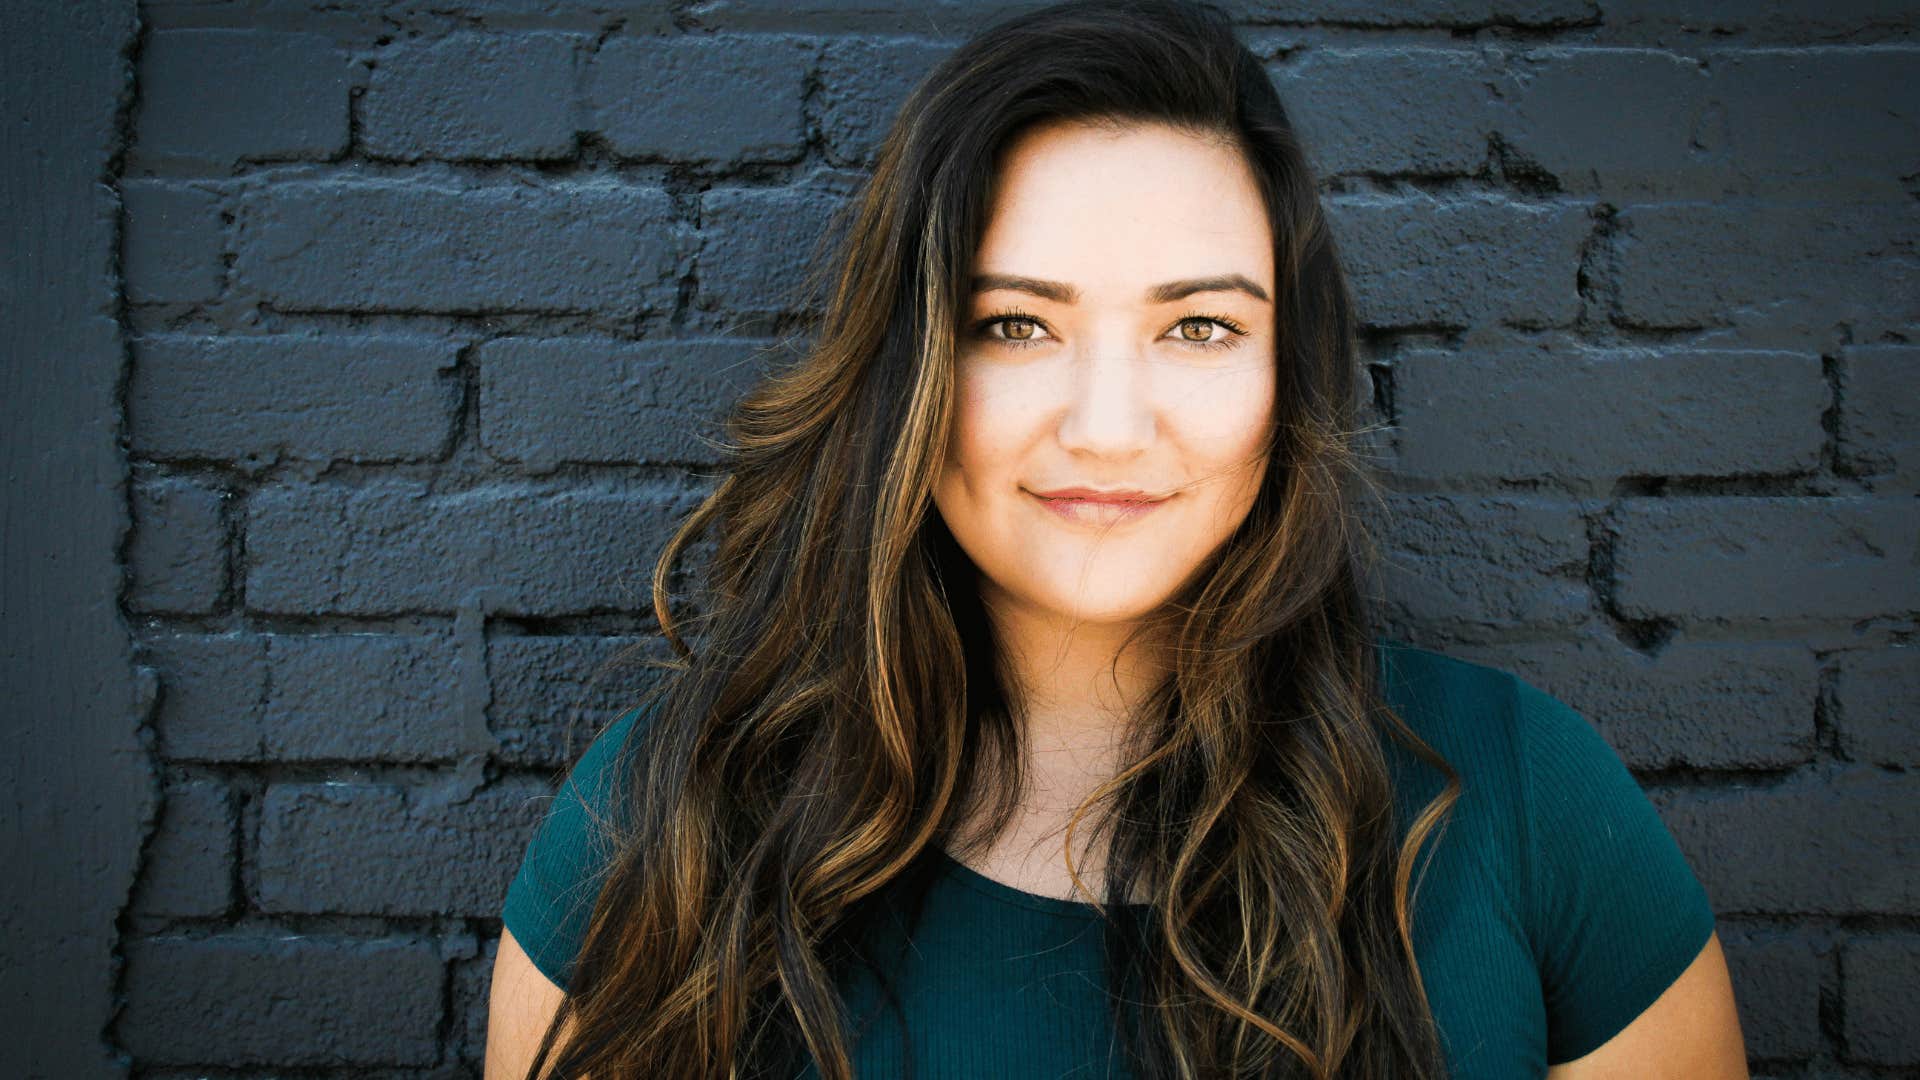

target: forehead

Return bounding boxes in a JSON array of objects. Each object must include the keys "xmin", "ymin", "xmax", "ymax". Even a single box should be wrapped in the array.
[{"xmin": 973, "ymin": 119, "xmax": 1273, "ymax": 294}]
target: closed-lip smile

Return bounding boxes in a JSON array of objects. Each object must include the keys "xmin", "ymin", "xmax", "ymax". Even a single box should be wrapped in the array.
[{"xmin": 1029, "ymin": 486, "xmax": 1169, "ymax": 503}]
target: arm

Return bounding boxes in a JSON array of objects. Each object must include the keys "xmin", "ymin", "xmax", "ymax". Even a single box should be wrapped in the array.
[
  {"xmin": 1545, "ymin": 929, "xmax": 1747, "ymax": 1079},
  {"xmin": 485, "ymin": 925, "xmax": 571, "ymax": 1080}
]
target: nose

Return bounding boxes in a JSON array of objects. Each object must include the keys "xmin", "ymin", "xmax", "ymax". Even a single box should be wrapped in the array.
[{"xmin": 1056, "ymin": 343, "xmax": 1155, "ymax": 457}]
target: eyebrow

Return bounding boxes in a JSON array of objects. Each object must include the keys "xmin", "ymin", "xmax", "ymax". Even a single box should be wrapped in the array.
[{"xmin": 969, "ymin": 272, "xmax": 1272, "ymax": 305}]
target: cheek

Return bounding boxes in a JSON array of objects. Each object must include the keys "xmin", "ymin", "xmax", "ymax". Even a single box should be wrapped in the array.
[{"xmin": 943, "ymin": 364, "xmax": 1034, "ymax": 487}]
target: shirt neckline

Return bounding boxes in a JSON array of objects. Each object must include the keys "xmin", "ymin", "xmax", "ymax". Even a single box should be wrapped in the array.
[{"xmin": 933, "ymin": 847, "xmax": 1150, "ymax": 918}]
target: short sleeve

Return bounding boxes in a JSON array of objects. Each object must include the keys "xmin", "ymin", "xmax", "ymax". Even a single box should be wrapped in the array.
[
  {"xmin": 1513, "ymin": 675, "xmax": 1718, "ymax": 1065},
  {"xmin": 501, "ymin": 702, "xmax": 655, "ymax": 991}
]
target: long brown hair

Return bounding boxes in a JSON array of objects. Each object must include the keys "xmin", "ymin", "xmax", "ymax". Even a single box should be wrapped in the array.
[{"xmin": 524, "ymin": 1, "xmax": 1461, "ymax": 1076}]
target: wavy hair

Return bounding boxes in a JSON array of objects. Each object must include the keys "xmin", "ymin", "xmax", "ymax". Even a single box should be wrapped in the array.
[{"xmin": 523, "ymin": 1, "xmax": 1461, "ymax": 1076}]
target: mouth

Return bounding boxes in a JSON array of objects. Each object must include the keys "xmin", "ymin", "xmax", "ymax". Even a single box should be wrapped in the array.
[{"xmin": 1026, "ymin": 489, "xmax": 1172, "ymax": 526}]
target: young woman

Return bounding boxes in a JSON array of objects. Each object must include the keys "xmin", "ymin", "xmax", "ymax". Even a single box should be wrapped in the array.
[{"xmin": 486, "ymin": 1, "xmax": 1748, "ymax": 1076}]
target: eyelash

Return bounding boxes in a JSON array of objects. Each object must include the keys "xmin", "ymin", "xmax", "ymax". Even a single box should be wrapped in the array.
[{"xmin": 971, "ymin": 307, "xmax": 1251, "ymax": 353}]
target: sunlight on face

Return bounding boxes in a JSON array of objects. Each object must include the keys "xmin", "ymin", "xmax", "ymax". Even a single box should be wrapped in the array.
[{"xmin": 932, "ymin": 118, "xmax": 1278, "ymax": 629}]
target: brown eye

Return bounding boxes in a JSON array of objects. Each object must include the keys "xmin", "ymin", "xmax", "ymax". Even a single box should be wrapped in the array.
[
  {"xmin": 1178, "ymin": 319, "xmax": 1212, "ymax": 342},
  {"xmin": 1003, "ymin": 318, "xmax": 1038, "ymax": 341}
]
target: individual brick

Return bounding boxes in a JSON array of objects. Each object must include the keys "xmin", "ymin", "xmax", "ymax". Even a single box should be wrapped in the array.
[
  {"xmin": 1711, "ymin": 928, "xmax": 1824, "ymax": 1062},
  {"xmin": 129, "ymin": 334, "xmax": 460, "ymax": 464},
  {"xmin": 588, "ymin": 35, "xmax": 811, "ymax": 163},
  {"xmin": 264, "ymin": 634, "xmax": 469, "ymax": 762},
  {"xmin": 1834, "ymin": 646, "xmax": 1920, "ymax": 766},
  {"xmin": 1614, "ymin": 201, "xmax": 1919, "ymax": 347},
  {"xmin": 1462, "ymin": 636, "xmax": 1816, "ymax": 769},
  {"xmin": 129, "ymin": 475, "xmax": 228, "ymax": 614},
  {"xmin": 232, "ymin": 179, "xmax": 689, "ymax": 315},
  {"xmin": 816, "ymin": 36, "xmax": 954, "ymax": 167},
  {"xmin": 1704, "ymin": 50, "xmax": 1917, "ymax": 201},
  {"xmin": 1653, "ymin": 765, "xmax": 1919, "ymax": 914},
  {"xmin": 1839, "ymin": 344, "xmax": 1919, "ymax": 489},
  {"xmin": 1490, "ymin": 49, "xmax": 1710, "ymax": 197},
  {"xmin": 255, "ymin": 778, "xmax": 551, "ymax": 916},
  {"xmin": 1610, "ymin": 497, "xmax": 1920, "ymax": 622},
  {"xmin": 1842, "ymin": 936, "xmax": 1920, "ymax": 1065},
  {"xmin": 132, "ymin": 29, "xmax": 349, "ymax": 165},
  {"xmin": 118, "ymin": 934, "xmax": 441, "ymax": 1066},
  {"xmin": 1238, "ymin": 0, "xmax": 1595, "ymax": 25},
  {"xmin": 477, "ymin": 337, "xmax": 774, "ymax": 468},
  {"xmin": 361, "ymin": 32, "xmax": 584, "ymax": 161},
  {"xmin": 696, "ymin": 183, "xmax": 851, "ymax": 313},
  {"xmin": 488, "ymin": 635, "xmax": 661, "ymax": 768},
  {"xmin": 143, "ymin": 634, "xmax": 268, "ymax": 762},
  {"xmin": 1323, "ymin": 193, "xmax": 1590, "ymax": 328},
  {"xmin": 1362, "ymin": 495, "xmax": 1592, "ymax": 630},
  {"xmin": 245, "ymin": 481, "xmax": 703, "ymax": 617},
  {"xmin": 1596, "ymin": 0, "xmax": 1919, "ymax": 43},
  {"xmin": 1271, "ymin": 47, "xmax": 1497, "ymax": 178},
  {"xmin": 121, "ymin": 181, "xmax": 225, "ymax": 303},
  {"xmin": 1392, "ymin": 346, "xmax": 1826, "ymax": 482},
  {"xmin": 130, "ymin": 781, "xmax": 234, "ymax": 918},
  {"xmin": 681, "ymin": 0, "xmax": 1027, "ymax": 33}
]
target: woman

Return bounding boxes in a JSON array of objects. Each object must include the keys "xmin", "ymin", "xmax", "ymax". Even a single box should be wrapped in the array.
[{"xmin": 487, "ymin": 1, "xmax": 1748, "ymax": 1076}]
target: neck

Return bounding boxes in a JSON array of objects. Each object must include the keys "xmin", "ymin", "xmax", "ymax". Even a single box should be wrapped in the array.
[{"xmin": 979, "ymin": 580, "xmax": 1169, "ymax": 760}]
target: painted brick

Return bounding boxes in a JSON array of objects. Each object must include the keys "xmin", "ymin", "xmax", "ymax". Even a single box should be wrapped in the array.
[
  {"xmin": 1615, "ymin": 201, "xmax": 1920, "ymax": 348},
  {"xmin": 133, "ymin": 29, "xmax": 349, "ymax": 164},
  {"xmin": 1363, "ymin": 495, "xmax": 1592, "ymax": 630},
  {"xmin": 478, "ymin": 337, "xmax": 772, "ymax": 468},
  {"xmin": 122, "ymin": 181, "xmax": 224, "ymax": 304},
  {"xmin": 143, "ymin": 634, "xmax": 268, "ymax": 762},
  {"xmin": 1842, "ymin": 935, "xmax": 1920, "ymax": 1065},
  {"xmin": 1654, "ymin": 765, "xmax": 1920, "ymax": 914},
  {"xmin": 589, "ymin": 35, "xmax": 811, "ymax": 163},
  {"xmin": 1393, "ymin": 346, "xmax": 1826, "ymax": 482},
  {"xmin": 1458, "ymin": 636, "xmax": 1816, "ymax": 769},
  {"xmin": 264, "ymin": 634, "xmax": 468, "ymax": 762},
  {"xmin": 681, "ymin": 0, "xmax": 1030, "ymax": 34},
  {"xmin": 1235, "ymin": 0, "xmax": 1595, "ymax": 25},
  {"xmin": 1835, "ymin": 646, "xmax": 1920, "ymax": 766},
  {"xmin": 141, "ymin": 633, "xmax": 469, "ymax": 763},
  {"xmin": 255, "ymin": 779, "xmax": 549, "ymax": 916},
  {"xmin": 1839, "ymin": 344, "xmax": 1919, "ymax": 489},
  {"xmin": 1714, "ymin": 928, "xmax": 1824, "ymax": 1061},
  {"xmin": 697, "ymin": 183, "xmax": 851, "ymax": 313},
  {"xmin": 130, "ymin": 334, "xmax": 459, "ymax": 464},
  {"xmin": 817, "ymin": 37, "xmax": 955, "ymax": 167},
  {"xmin": 246, "ymin": 480, "xmax": 703, "ymax": 616},
  {"xmin": 362, "ymin": 32, "xmax": 584, "ymax": 161},
  {"xmin": 1596, "ymin": 0, "xmax": 1920, "ymax": 42},
  {"xmin": 129, "ymin": 476, "xmax": 227, "ymax": 614},
  {"xmin": 232, "ymin": 179, "xmax": 689, "ymax": 314},
  {"xmin": 1325, "ymin": 194, "xmax": 1590, "ymax": 328},
  {"xmin": 488, "ymin": 635, "xmax": 660, "ymax": 768},
  {"xmin": 118, "ymin": 935, "xmax": 441, "ymax": 1066},
  {"xmin": 130, "ymin": 782, "xmax": 234, "ymax": 919},
  {"xmin": 1272, "ymin": 47, "xmax": 1497, "ymax": 177},
  {"xmin": 1611, "ymin": 497, "xmax": 1920, "ymax": 622}
]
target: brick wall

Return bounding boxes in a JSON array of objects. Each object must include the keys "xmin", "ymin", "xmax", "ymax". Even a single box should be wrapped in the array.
[{"xmin": 106, "ymin": 0, "xmax": 1916, "ymax": 1074}]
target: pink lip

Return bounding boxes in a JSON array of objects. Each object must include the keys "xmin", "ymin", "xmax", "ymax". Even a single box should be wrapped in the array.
[
  {"xmin": 1030, "ymin": 487, "xmax": 1168, "ymax": 502},
  {"xmin": 1027, "ymin": 487, "xmax": 1172, "ymax": 525}
]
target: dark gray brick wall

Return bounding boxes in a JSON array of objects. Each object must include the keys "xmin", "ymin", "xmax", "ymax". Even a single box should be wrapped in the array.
[{"xmin": 91, "ymin": 0, "xmax": 1917, "ymax": 1075}]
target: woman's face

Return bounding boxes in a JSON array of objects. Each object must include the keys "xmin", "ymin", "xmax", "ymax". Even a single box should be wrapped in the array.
[{"xmin": 933, "ymin": 118, "xmax": 1278, "ymax": 629}]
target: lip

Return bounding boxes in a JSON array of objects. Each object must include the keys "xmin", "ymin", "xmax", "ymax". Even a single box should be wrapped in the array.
[
  {"xmin": 1026, "ymin": 487, "xmax": 1172, "ymax": 526},
  {"xmin": 1029, "ymin": 487, "xmax": 1169, "ymax": 502}
]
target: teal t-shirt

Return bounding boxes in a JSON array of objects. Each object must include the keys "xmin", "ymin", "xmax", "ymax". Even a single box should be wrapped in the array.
[{"xmin": 501, "ymin": 641, "xmax": 1718, "ymax": 1076}]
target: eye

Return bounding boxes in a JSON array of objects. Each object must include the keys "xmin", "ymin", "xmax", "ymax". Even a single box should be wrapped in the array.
[
  {"xmin": 973, "ymin": 309, "xmax": 1054, "ymax": 350},
  {"xmin": 1167, "ymin": 314, "xmax": 1250, "ymax": 352}
]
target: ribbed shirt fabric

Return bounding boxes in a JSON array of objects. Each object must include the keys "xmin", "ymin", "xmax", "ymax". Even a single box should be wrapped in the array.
[{"xmin": 501, "ymin": 641, "xmax": 1718, "ymax": 1077}]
